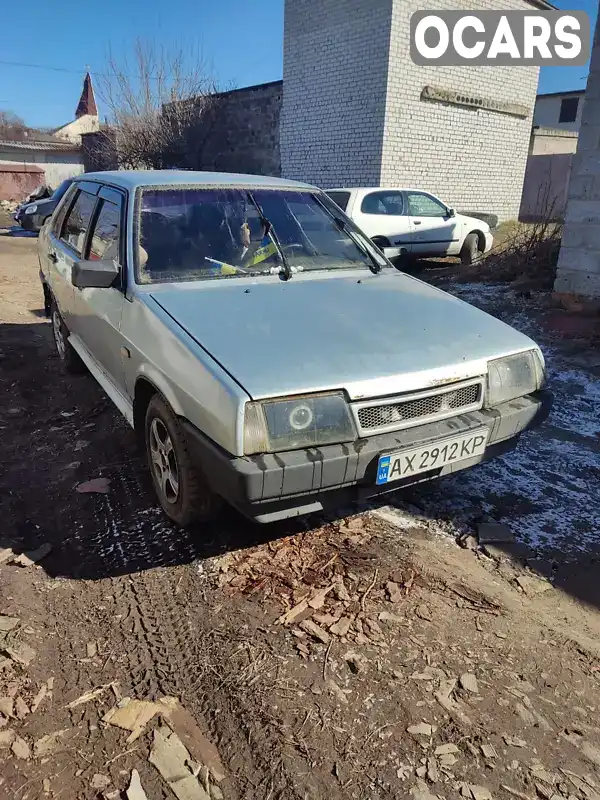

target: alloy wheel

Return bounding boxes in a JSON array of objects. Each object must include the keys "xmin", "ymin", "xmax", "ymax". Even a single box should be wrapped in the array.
[{"xmin": 149, "ymin": 418, "xmax": 180, "ymax": 504}]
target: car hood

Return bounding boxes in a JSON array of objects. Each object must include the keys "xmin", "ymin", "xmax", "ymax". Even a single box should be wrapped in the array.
[{"xmin": 147, "ymin": 270, "xmax": 538, "ymax": 401}]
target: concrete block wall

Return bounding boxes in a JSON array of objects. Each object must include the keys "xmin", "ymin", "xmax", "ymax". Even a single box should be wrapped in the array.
[
  {"xmin": 555, "ymin": 17, "xmax": 600, "ymax": 298},
  {"xmin": 203, "ymin": 82, "xmax": 283, "ymax": 176},
  {"xmin": 281, "ymin": 0, "xmax": 393, "ymax": 187},
  {"xmin": 381, "ymin": 0, "xmax": 539, "ymax": 222}
]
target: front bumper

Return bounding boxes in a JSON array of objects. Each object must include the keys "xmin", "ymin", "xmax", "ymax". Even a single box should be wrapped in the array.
[
  {"xmin": 19, "ymin": 213, "xmax": 42, "ymax": 232},
  {"xmin": 183, "ymin": 390, "xmax": 553, "ymax": 523}
]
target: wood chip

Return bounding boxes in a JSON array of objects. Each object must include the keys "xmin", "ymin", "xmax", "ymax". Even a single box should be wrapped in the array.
[
  {"xmin": 276, "ymin": 596, "xmax": 310, "ymax": 626},
  {"xmin": 435, "ymin": 743, "xmax": 459, "ymax": 755},
  {"xmin": 0, "ymin": 616, "xmax": 20, "ymax": 633},
  {"xmin": 0, "ymin": 729, "xmax": 15, "ymax": 748},
  {"xmin": 333, "ymin": 582, "xmax": 351, "ymax": 602},
  {"xmin": 378, "ymin": 611, "xmax": 404, "ymax": 623},
  {"xmin": 330, "ymin": 616, "xmax": 352, "ymax": 637},
  {"xmin": 104, "ymin": 698, "xmax": 161, "ymax": 743},
  {"xmin": 157, "ymin": 697, "xmax": 225, "ymax": 783},
  {"xmin": 12, "ymin": 543, "xmax": 52, "ymax": 567},
  {"xmin": 4, "ymin": 643, "xmax": 36, "ymax": 666},
  {"xmin": 299, "ymin": 619, "xmax": 330, "ymax": 644},
  {"xmin": 0, "ymin": 697, "xmax": 13, "ymax": 718},
  {"xmin": 14, "ymin": 697, "xmax": 29, "ymax": 719},
  {"xmin": 460, "ymin": 672, "xmax": 479, "ymax": 694},
  {"xmin": 86, "ymin": 641, "xmax": 98, "ymax": 658},
  {"xmin": 387, "ymin": 581, "xmax": 403, "ymax": 603},
  {"xmin": 503, "ymin": 735, "xmax": 527, "ymax": 747},
  {"xmin": 469, "ymin": 786, "xmax": 492, "ymax": 800},
  {"xmin": 326, "ymin": 679, "xmax": 349, "ymax": 704},
  {"xmin": 126, "ymin": 769, "xmax": 149, "ymax": 800},
  {"xmin": 307, "ymin": 584, "xmax": 336, "ymax": 610},
  {"xmin": 407, "ymin": 722, "xmax": 433, "ymax": 737},
  {"xmin": 149, "ymin": 726, "xmax": 210, "ymax": 800},
  {"xmin": 67, "ymin": 683, "xmax": 115, "ymax": 709},
  {"xmin": 500, "ymin": 786, "xmax": 533, "ymax": 800},
  {"xmin": 481, "ymin": 743, "xmax": 497, "ymax": 759},
  {"xmin": 30, "ymin": 684, "xmax": 48, "ymax": 713},
  {"xmin": 416, "ymin": 604, "xmax": 432, "ymax": 621},
  {"xmin": 34, "ymin": 729, "xmax": 72, "ymax": 757}
]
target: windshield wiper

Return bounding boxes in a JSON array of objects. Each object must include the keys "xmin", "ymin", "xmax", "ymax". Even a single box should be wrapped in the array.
[
  {"xmin": 312, "ymin": 194, "xmax": 383, "ymax": 275},
  {"xmin": 247, "ymin": 192, "xmax": 292, "ymax": 281}
]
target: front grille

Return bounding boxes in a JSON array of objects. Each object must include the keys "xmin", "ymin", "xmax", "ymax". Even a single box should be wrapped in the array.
[{"xmin": 356, "ymin": 382, "xmax": 482, "ymax": 433}]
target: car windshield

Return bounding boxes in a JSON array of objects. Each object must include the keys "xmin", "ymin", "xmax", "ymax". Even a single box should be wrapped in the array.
[{"xmin": 135, "ymin": 187, "xmax": 383, "ymax": 283}]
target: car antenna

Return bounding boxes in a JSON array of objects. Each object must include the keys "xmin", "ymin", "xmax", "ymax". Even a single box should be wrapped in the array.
[{"xmin": 246, "ymin": 192, "xmax": 293, "ymax": 281}]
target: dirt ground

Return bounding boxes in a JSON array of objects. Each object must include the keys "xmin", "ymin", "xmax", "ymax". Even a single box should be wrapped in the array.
[{"xmin": 1, "ymin": 231, "xmax": 600, "ymax": 800}]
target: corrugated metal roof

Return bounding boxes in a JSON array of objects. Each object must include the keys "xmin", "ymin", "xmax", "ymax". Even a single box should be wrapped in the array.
[{"xmin": 0, "ymin": 139, "xmax": 80, "ymax": 152}]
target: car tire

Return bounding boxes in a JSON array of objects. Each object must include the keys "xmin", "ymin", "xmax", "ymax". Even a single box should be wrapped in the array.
[
  {"xmin": 460, "ymin": 232, "xmax": 480, "ymax": 266},
  {"xmin": 50, "ymin": 301, "xmax": 86, "ymax": 374},
  {"xmin": 144, "ymin": 394, "xmax": 223, "ymax": 527}
]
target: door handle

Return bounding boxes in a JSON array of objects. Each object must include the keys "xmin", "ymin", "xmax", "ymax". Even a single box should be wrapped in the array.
[
  {"xmin": 413, "ymin": 221, "xmax": 422, "ymax": 226},
  {"xmin": 48, "ymin": 252, "xmax": 58, "ymax": 263}
]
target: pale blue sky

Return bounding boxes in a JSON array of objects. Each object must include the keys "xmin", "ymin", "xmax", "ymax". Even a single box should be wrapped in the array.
[{"xmin": 0, "ymin": 0, "xmax": 595, "ymax": 129}]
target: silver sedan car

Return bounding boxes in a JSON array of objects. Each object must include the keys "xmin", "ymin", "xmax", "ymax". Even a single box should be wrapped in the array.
[{"xmin": 38, "ymin": 171, "xmax": 552, "ymax": 526}]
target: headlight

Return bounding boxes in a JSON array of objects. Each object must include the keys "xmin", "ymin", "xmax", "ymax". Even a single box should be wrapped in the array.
[
  {"xmin": 244, "ymin": 392, "xmax": 356, "ymax": 454},
  {"xmin": 486, "ymin": 349, "xmax": 545, "ymax": 407},
  {"xmin": 24, "ymin": 205, "xmax": 38, "ymax": 215}
]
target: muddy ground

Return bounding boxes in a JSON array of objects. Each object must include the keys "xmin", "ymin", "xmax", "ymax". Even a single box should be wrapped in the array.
[{"xmin": 1, "ymin": 231, "xmax": 600, "ymax": 800}]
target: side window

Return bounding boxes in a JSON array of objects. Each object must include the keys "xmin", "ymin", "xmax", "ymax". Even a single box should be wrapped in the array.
[
  {"xmin": 60, "ymin": 190, "xmax": 97, "ymax": 255},
  {"xmin": 406, "ymin": 193, "xmax": 447, "ymax": 218},
  {"xmin": 88, "ymin": 199, "xmax": 121, "ymax": 262},
  {"xmin": 360, "ymin": 191, "xmax": 404, "ymax": 216},
  {"xmin": 326, "ymin": 191, "xmax": 351, "ymax": 212},
  {"xmin": 559, "ymin": 97, "xmax": 578, "ymax": 124},
  {"xmin": 52, "ymin": 184, "xmax": 78, "ymax": 236}
]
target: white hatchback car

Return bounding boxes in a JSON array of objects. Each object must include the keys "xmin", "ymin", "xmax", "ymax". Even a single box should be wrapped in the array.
[{"xmin": 326, "ymin": 187, "xmax": 494, "ymax": 266}]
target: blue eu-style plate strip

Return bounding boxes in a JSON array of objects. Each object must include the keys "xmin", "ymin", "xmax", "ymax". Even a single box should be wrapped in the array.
[{"xmin": 376, "ymin": 455, "xmax": 391, "ymax": 485}]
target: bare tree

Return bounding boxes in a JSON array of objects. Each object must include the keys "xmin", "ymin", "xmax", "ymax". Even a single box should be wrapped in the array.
[
  {"xmin": 0, "ymin": 110, "xmax": 27, "ymax": 141},
  {"xmin": 97, "ymin": 39, "xmax": 221, "ymax": 170}
]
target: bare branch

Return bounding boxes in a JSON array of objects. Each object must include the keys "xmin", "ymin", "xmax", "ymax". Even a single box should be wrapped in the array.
[{"xmin": 96, "ymin": 38, "xmax": 221, "ymax": 170}]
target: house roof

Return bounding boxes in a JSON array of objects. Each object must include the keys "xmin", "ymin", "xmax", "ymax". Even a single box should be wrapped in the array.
[
  {"xmin": 0, "ymin": 138, "xmax": 80, "ymax": 152},
  {"xmin": 76, "ymin": 72, "xmax": 98, "ymax": 118},
  {"xmin": 537, "ymin": 89, "xmax": 586, "ymax": 98},
  {"xmin": 79, "ymin": 170, "xmax": 315, "ymax": 191}
]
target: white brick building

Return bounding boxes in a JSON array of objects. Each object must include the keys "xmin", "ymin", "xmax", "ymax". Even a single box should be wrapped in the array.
[{"xmin": 281, "ymin": 0, "xmax": 551, "ymax": 222}]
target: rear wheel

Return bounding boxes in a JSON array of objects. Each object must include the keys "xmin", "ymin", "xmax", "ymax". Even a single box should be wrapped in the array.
[
  {"xmin": 50, "ymin": 301, "xmax": 85, "ymax": 374},
  {"xmin": 460, "ymin": 232, "xmax": 481, "ymax": 266},
  {"xmin": 144, "ymin": 394, "xmax": 222, "ymax": 527}
]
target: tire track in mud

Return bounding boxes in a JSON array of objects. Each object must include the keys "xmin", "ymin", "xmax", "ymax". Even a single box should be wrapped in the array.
[{"xmin": 93, "ymin": 474, "xmax": 299, "ymax": 799}]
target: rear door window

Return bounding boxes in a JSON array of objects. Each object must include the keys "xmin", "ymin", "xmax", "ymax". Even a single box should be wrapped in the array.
[
  {"xmin": 326, "ymin": 191, "xmax": 351, "ymax": 212},
  {"xmin": 360, "ymin": 191, "xmax": 404, "ymax": 215},
  {"xmin": 88, "ymin": 198, "xmax": 121, "ymax": 262},
  {"xmin": 60, "ymin": 189, "xmax": 97, "ymax": 255}
]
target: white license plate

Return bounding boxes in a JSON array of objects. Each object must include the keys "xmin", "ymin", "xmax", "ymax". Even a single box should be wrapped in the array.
[{"xmin": 376, "ymin": 429, "xmax": 489, "ymax": 485}]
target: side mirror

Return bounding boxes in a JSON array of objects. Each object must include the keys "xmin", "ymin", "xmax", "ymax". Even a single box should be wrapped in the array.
[
  {"xmin": 447, "ymin": 207, "xmax": 456, "ymax": 218},
  {"xmin": 72, "ymin": 258, "xmax": 119, "ymax": 289}
]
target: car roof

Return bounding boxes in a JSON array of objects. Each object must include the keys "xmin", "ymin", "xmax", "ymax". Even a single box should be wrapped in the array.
[
  {"xmin": 76, "ymin": 170, "xmax": 317, "ymax": 192},
  {"xmin": 326, "ymin": 187, "xmax": 425, "ymax": 193}
]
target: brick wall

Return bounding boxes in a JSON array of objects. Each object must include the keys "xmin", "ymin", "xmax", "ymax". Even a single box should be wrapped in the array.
[
  {"xmin": 382, "ymin": 0, "xmax": 539, "ymax": 222},
  {"xmin": 280, "ymin": 0, "xmax": 394, "ymax": 187},
  {"xmin": 555, "ymin": 17, "xmax": 600, "ymax": 298},
  {"xmin": 202, "ymin": 82, "xmax": 282, "ymax": 176},
  {"xmin": 281, "ymin": 0, "xmax": 539, "ymax": 222}
]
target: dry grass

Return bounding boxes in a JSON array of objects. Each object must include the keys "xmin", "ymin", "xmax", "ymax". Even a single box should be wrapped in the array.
[{"xmin": 459, "ymin": 218, "xmax": 562, "ymax": 291}]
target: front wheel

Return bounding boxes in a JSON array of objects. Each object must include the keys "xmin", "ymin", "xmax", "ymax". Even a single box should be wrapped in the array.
[
  {"xmin": 144, "ymin": 394, "xmax": 222, "ymax": 527},
  {"xmin": 460, "ymin": 233, "xmax": 481, "ymax": 266}
]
